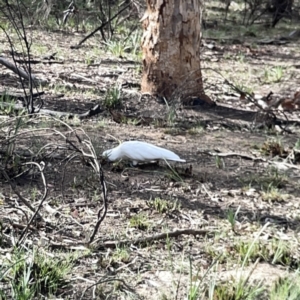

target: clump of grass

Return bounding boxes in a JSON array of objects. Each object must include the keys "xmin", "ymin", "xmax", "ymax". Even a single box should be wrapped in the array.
[
  {"xmin": 261, "ymin": 186, "xmax": 288, "ymax": 202},
  {"xmin": 233, "ymin": 83, "xmax": 254, "ymax": 96},
  {"xmin": 103, "ymin": 85, "xmax": 122, "ymax": 109},
  {"xmin": 292, "ymin": 139, "xmax": 300, "ymax": 163},
  {"xmin": 103, "ymin": 40, "xmax": 130, "ymax": 58},
  {"xmin": 188, "ymin": 125, "xmax": 204, "ymax": 135},
  {"xmin": 163, "ymin": 128, "xmax": 182, "ymax": 135},
  {"xmin": 270, "ymin": 275, "xmax": 300, "ymax": 300},
  {"xmin": 234, "ymin": 241, "xmax": 263, "ymax": 265},
  {"xmin": 0, "ymin": 93, "xmax": 24, "ymax": 116},
  {"xmin": 212, "ymin": 280, "xmax": 264, "ymax": 300},
  {"xmin": 129, "ymin": 213, "xmax": 149, "ymax": 230},
  {"xmin": 261, "ymin": 168, "xmax": 288, "ymax": 189},
  {"xmin": 240, "ymin": 167, "xmax": 287, "ymax": 191},
  {"xmin": 2, "ymin": 249, "xmax": 72, "ymax": 298},
  {"xmin": 264, "ymin": 66, "xmax": 284, "ymax": 83},
  {"xmin": 215, "ymin": 155, "xmax": 225, "ymax": 169},
  {"xmin": 226, "ymin": 206, "xmax": 240, "ymax": 231},
  {"xmin": 126, "ymin": 30, "xmax": 142, "ymax": 58},
  {"xmin": 96, "ymin": 118, "xmax": 107, "ymax": 128},
  {"xmin": 112, "ymin": 246, "xmax": 131, "ymax": 263},
  {"xmin": 233, "ymin": 239, "xmax": 299, "ymax": 269},
  {"xmin": 164, "ymin": 163, "xmax": 184, "ymax": 182},
  {"xmin": 260, "ymin": 139, "xmax": 285, "ymax": 157},
  {"xmin": 147, "ymin": 197, "xmax": 181, "ymax": 214},
  {"xmin": 294, "ymin": 139, "xmax": 300, "ymax": 150}
]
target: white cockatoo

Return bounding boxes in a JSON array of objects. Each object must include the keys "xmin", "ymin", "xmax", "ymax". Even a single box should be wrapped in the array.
[{"xmin": 103, "ymin": 141, "xmax": 186, "ymax": 165}]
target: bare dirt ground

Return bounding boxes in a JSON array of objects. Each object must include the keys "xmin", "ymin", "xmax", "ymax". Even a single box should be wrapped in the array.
[{"xmin": 1, "ymin": 12, "xmax": 300, "ymax": 300}]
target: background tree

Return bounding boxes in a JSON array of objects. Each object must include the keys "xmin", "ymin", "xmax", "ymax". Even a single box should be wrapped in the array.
[{"xmin": 141, "ymin": 0, "xmax": 213, "ymax": 104}]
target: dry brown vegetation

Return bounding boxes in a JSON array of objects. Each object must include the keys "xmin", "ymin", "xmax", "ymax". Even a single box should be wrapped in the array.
[{"xmin": 0, "ymin": 1, "xmax": 300, "ymax": 299}]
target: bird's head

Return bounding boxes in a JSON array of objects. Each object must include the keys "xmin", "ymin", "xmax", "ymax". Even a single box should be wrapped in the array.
[{"xmin": 102, "ymin": 149, "xmax": 113, "ymax": 161}]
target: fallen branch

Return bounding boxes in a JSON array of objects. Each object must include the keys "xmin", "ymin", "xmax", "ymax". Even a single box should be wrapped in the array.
[
  {"xmin": 0, "ymin": 56, "xmax": 47, "ymax": 85},
  {"xmin": 40, "ymin": 104, "xmax": 104, "ymax": 119},
  {"xmin": 270, "ymin": 161, "xmax": 300, "ymax": 171},
  {"xmin": 202, "ymin": 150, "xmax": 300, "ymax": 171},
  {"xmin": 14, "ymin": 59, "xmax": 63, "ymax": 65},
  {"xmin": 0, "ymin": 101, "xmax": 103, "ymax": 119},
  {"xmin": 93, "ymin": 229, "xmax": 210, "ymax": 249},
  {"xmin": 200, "ymin": 150, "xmax": 266, "ymax": 162}
]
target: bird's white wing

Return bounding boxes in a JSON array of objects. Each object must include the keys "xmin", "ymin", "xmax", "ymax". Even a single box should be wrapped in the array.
[{"xmin": 120, "ymin": 141, "xmax": 186, "ymax": 162}]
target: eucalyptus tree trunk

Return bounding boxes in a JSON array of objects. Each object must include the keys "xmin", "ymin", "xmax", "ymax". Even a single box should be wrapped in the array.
[{"xmin": 141, "ymin": 0, "xmax": 211, "ymax": 104}]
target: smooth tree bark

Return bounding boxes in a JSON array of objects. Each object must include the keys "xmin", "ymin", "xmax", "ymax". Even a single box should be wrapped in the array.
[{"xmin": 141, "ymin": 0, "xmax": 212, "ymax": 104}]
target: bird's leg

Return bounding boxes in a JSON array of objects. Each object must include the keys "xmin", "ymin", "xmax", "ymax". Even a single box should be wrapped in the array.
[{"xmin": 129, "ymin": 160, "xmax": 138, "ymax": 167}]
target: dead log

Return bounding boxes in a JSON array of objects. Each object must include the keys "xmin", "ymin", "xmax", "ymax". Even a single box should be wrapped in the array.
[{"xmin": 0, "ymin": 56, "xmax": 47, "ymax": 85}]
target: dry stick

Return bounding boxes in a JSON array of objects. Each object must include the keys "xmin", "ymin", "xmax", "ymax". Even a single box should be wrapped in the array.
[
  {"xmin": 88, "ymin": 166, "xmax": 107, "ymax": 243},
  {"xmin": 93, "ymin": 229, "xmax": 210, "ymax": 249},
  {"xmin": 201, "ymin": 183, "xmax": 216, "ymax": 202},
  {"xmin": 81, "ymin": 140, "xmax": 108, "ymax": 244},
  {"xmin": 71, "ymin": 3, "xmax": 132, "ymax": 48},
  {"xmin": 271, "ymin": 161, "xmax": 300, "ymax": 171},
  {"xmin": 17, "ymin": 161, "xmax": 48, "ymax": 246}
]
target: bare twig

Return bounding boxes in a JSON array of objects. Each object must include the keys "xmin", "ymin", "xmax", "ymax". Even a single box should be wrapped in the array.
[
  {"xmin": 88, "ymin": 166, "xmax": 107, "ymax": 243},
  {"xmin": 81, "ymin": 140, "xmax": 108, "ymax": 244},
  {"xmin": 17, "ymin": 161, "xmax": 48, "ymax": 246}
]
